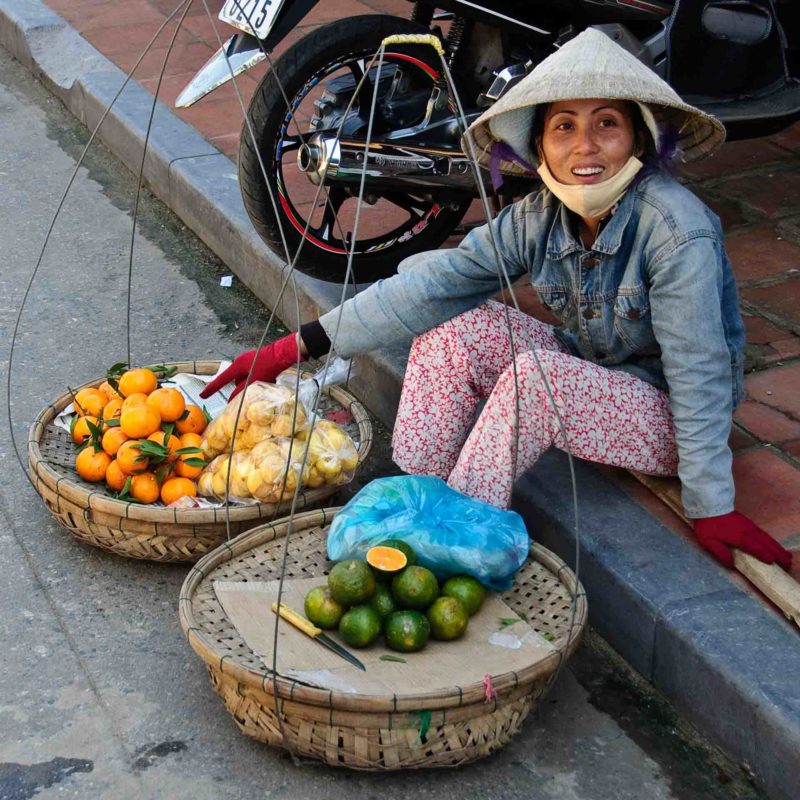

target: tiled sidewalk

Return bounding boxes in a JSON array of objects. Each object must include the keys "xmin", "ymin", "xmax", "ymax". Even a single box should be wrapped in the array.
[{"xmin": 44, "ymin": 0, "xmax": 800, "ymax": 595}]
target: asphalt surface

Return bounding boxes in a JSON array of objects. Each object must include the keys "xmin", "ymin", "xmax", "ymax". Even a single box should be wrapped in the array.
[{"xmin": 0, "ymin": 46, "xmax": 769, "ymax": 800}]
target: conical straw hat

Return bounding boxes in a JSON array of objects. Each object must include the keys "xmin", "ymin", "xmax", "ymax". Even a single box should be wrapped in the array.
[{"xmin": 465, "ymin": 28, "xmax": 726, "ymax": 177}]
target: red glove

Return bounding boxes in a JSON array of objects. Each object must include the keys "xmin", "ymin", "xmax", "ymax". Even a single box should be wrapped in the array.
[
  {"xmin": 693, "ymin": 511, "xmax": 792, "ymax": 571},
  {"xmin": 200, "ymin": 334, "xmax": 306, "ymax": 400}
]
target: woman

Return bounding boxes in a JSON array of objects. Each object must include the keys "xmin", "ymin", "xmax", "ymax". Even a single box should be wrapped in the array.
[{"xmin": 202, "ymin": 29, "xmax": 791, "ymax": 571}]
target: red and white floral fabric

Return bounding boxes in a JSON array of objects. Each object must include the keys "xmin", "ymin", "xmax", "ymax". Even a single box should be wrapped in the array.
[{"xmin": 392, "ymin": 302, "xmax": 679, "ymax": 508}]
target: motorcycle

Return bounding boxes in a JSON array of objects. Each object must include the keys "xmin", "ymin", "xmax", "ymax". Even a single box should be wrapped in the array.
[{"xmin": 177, "ymin": 0, "xmax": 800, "ymax": 282}]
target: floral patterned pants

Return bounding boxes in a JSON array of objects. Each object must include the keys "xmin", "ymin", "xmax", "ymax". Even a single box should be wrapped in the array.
[{"xmin": 392, "ymin": 302, "xmax": 679, "ymax": 508}]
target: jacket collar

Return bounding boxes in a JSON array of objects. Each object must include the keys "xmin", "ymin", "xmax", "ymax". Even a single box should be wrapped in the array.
[{"xmin": 544, "ymin": 182, "xmax": 637, "ymax": 259}]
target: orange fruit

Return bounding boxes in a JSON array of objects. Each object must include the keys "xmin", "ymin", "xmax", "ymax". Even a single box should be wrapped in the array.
[
  {"xmin": 118, "ymin": 368, "xmax": 158, "ymax": 398},
  {"xmin": 102, "ymin": 397, "xmax": 123, "ymax": 421},
  {"xmin": 121, "ymin": 392, "xmax": 149, "ymax": 411},
  {"xmin": 74, "ymin": 388, "xmax": 107, "ymax": 418},
  {"xmin": 366, "ymin": 545, "xmax": 408, "ymax": 575},
  {"xmin": 147, "ymin": 430, "xmax": 180, "ymax": 462},
  {"xmin": 179, "ymin": 432, "xmax": 203, "ymax": 448},
  {"xmin": 105, "ymin": 459, "xmax": 128, "ymax": 492},
  {"xmin": 75, "ymin": 447, "xmax": 112, "ymax": 483},
  {"xmin": 146, "ymin": 387, "xmax": 186, "ymax": 423},
  {"xmin": 175, "ymin": 404, "xmax": 208, "ymax": 435},
  {"xmin": 160, "ymin": 476, "xmax": 197, "ymax": 506},
  {"xmin": 175, "ymin": 432, "xmax": 206, "ymax": 479},
  {"xmin": 120, "ymin": 405, "xmax": 161, "ymax": 438},
  {"xmin": 101, "ymin": 427, "xmax": 129, "ymax": 456},
  {"xmin": 130, "ymin": 471, "xmax": 160, "ymax": 504},
  {"xmin": 72, "ymin": 415, "xmax": 101, "ymax": 445},
  {"xmin": 116, "ymin": 440, "xmax": 148, "ymax": 475},
  {"xmin": 98, "ymin": 380, "xmax": 123, "ymax": 401}
]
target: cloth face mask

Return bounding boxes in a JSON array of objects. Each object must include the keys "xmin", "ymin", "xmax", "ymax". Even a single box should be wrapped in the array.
[{"xmin": 537, "ymin": 156, "xmax": 643, "ymax": 219}]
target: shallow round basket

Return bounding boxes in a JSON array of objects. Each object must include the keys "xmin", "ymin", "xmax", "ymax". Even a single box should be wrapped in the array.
[
  {"xmin": 179, "ymin": 507, "xmax": 587, "ymax": 770},
  {"xmin": 27, "ymin": 362, "xmax": 372, "ymax": 563}
]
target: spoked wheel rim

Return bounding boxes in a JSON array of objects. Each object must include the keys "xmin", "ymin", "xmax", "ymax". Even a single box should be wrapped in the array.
[{"xmin": 272, "ymin": 50, "xmax": 470, "ymax": 259}]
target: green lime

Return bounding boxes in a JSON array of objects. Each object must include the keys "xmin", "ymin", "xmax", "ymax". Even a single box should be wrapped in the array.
[
  {"xmin": 391, "ymin": 565, "xmax": 439, "ymax": 610},
  {"xmin": 328, "ymin": 559, "xmax": 376, "ymax": 606},
  {"xmin": 441, "ymin": 575, "xmax": 486, "ymax": 616},
  {"xmin": 426, "ymin": 596, "xmax": 469, "ymax": 641},
  {"xmin": 338, "ymin": 605, "xmax": 382, "ymax": 648},
  {"xmin": 380, "ymin": 539, "xmax": 416, "ymax": 566},
  {"xmin": 384, "ymin": 610, "xmax": 430, "ymax": 653},
  {"xmin": 369, "ymin": 583, "xmax": 397, "ymax": 619},
  {"xmin": 303, "ymin": 586, "xmax": 345, "ymax": 630}
]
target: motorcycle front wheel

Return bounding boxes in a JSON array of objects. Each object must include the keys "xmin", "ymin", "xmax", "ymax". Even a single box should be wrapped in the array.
[{"xmin": 238, "ymin": 15, "xmax": 474, "ymax": 283}]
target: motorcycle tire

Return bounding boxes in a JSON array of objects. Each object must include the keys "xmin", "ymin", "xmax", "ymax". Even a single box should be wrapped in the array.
[{"xmin": 238, "ymin": 15, "xmax": 474, "ymax": 283}]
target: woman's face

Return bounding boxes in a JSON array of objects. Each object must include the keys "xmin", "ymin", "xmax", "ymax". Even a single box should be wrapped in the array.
[{"xmin": 540, "ymin": 99, "xmax": 638, "ymax": 185}]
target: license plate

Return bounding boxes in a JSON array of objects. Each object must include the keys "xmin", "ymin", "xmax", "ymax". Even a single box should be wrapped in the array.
[{"xmin": 218, "ymin": 0, "xmax": 285, "ymax": 39}]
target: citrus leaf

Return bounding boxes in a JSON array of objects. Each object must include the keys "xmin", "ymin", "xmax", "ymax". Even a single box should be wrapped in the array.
[
  {"xmin": 86, "ymin": 419, "xmax": 104, "ymax": 438},
  {"xmin": 202, "ymin": 406, "xmax": 213, "ymax": 423},
  {"xmin": 162, "ymin": 422, "xmax": 175, "ymax": 439},
  {"xmin": 175, "ymin": 446, "xmax": 203, "ymax": 455},
  {"xmin": 183, "ymin": 458, "xmax": 206, "ymax": 468},
  {"xmin": 178, "ymin": 409, "xmax": 190, "ymax": 421},
  {"xmin": 378, "ymin": 655, "xmax": 406, "ymax": 663},
  {"xmin": 69, "ymin": 415, "xmax": 78, "ymax": 435},
  {"xmin": 105, "ymin": 418, "xmax": 120, "ymax": 427},
  {"xmin": 117, "ymin": 476, "xmax": 133, "ymax": 500},
  {"xmin": 155, "ymin": 463, "xmax": 171, "ymax": 486},
  {"xmin": 106, "ymin": 362, "xmax": 128, "ymax": 377}
]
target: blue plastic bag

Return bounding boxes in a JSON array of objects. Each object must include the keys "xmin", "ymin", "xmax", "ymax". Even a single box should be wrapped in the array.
[{"xmin": 326, "ymin": 476, "xmax": 531, "ymax": 591}]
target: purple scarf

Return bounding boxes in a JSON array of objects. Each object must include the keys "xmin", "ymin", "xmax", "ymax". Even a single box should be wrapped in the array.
[{"xmin": 488, "ymin": 141, "xmax": 537, "ymax": 191}]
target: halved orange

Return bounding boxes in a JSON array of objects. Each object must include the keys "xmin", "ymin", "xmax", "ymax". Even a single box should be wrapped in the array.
[{"xmin": 366, "ymin": 545, "xmax": 408, "ymax": 575}]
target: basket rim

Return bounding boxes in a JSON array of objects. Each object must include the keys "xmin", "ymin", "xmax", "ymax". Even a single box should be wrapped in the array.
[
  {"xmin": 178, "ymin": 506, "xmax": 588, "ymax": 714},
  {"xmin": 27, "ymin": 361, "xmax": 373, "ymax": 525}
]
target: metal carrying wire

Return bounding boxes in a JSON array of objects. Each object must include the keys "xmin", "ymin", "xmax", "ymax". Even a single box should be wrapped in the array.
[{"xmin": 7, "ymin": 0, "xmax": 586, "ymax": 765}]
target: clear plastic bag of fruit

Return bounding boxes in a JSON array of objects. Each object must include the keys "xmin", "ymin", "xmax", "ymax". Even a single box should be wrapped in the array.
[
  {"xmin": 294, "ymin": 419, "xmax": 359, "ymax": 488},
  {"xmin": 201, "ymin": 382, "xmax": 308, "ymax": 460},
  {"xmin": 197, "ymin": 438, "xmax": 310, "ymax": 504}
]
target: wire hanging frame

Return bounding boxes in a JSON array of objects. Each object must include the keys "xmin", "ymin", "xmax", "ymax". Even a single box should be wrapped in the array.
[{"xmin": 8, "ymin": 0, "xmax": 588, "ymax": 767}]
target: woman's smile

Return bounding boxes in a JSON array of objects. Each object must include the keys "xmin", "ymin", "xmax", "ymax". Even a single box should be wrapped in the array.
[{"xmin": 570, "ymin": 163, "xmax": 606, "ymax": 183}]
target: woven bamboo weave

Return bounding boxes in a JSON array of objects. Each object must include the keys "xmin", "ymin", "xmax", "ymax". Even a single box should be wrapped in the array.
[
  {"xmin": 28, "ymin": 362, "xmax": 372, "ymax": 563},
  {"xmin": 179, "ymin": 508, "xmax": 587, "ymax": 770}
]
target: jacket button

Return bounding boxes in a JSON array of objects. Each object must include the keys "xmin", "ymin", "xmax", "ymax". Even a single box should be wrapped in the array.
[
  {"xmin": 628, "ymin": 309, "xmax": 640, "ymax": 320},
  {"xmin": 584, "ymin": 256, "xmax": 600, "ymax": 269},
  {"xmin": 582, "ymin": 308, "xmax": 596, "ymax": 320}
]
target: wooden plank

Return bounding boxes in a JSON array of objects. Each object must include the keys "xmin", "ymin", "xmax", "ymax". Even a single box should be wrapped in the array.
[{"xmin": 630, "ymin": 471, "xmax": 800, "ymax": 630}]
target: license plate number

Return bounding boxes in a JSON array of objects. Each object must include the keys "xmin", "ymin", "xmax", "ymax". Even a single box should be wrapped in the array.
[{"xmin": 219, "ymin": 0, "xmax": 284, "ymax": 38}]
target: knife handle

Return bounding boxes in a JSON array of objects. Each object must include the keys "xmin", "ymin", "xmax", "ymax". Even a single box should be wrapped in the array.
[{"xmin": 271, "ymin": 601, "xmax": 322, "ymax": 638}]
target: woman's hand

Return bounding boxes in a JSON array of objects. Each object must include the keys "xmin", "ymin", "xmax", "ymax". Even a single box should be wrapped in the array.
[
  {"xmin": 200, "ymin": 334, "xmax": 307, "ymax": 400},
  {"xmin": 693, "ymin": 511, "xmax": 792, "ymax": 570}
]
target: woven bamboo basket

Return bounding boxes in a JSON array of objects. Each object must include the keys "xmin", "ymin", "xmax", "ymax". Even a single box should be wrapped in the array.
[
  {"xmin": 179, "ymin": 507, "xmax": 587, "ymax": 770},
  {"xmin": 27, "ymin": 362, "xmax": 372, "ymax": 563}
]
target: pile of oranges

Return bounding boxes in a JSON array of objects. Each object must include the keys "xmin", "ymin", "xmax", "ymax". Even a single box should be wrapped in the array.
[{"xmin": 71, "ymin": 366, "xmax": 209, "ymax": 506}]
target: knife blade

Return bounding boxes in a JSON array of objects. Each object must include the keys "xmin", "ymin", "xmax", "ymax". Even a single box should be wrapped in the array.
[{"xmin": 271, "ymin": 601, "xmax": 367, "ymax": 671}]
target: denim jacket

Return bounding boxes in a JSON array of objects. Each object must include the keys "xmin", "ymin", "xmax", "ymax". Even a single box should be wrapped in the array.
[{"xmin": 319, "ymin": 171, "xmax": 745, "ymax": 518}]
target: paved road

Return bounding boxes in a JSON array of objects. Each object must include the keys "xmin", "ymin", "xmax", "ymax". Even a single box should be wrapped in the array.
[{"xmin": 0, "ymin": 47, "xmax": 767, "ymax": 800}]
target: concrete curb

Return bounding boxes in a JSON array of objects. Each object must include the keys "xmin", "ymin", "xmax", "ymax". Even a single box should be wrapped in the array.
[
  {"xmin": 513, "ymin": 451, "xmax": 800, "ymax": 800},
  {"xmin": 0, "ymin": 0, "xmax": 407, "ymax": 427},
  {"xmin": 3, "ymin": 3, "xmax": 799, "ymax": 799}
]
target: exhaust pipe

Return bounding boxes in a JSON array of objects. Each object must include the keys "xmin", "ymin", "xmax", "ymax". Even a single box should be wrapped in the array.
[{"xmin": 297, "ymin": 133, "xmax": 478, "ymax": 189}]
